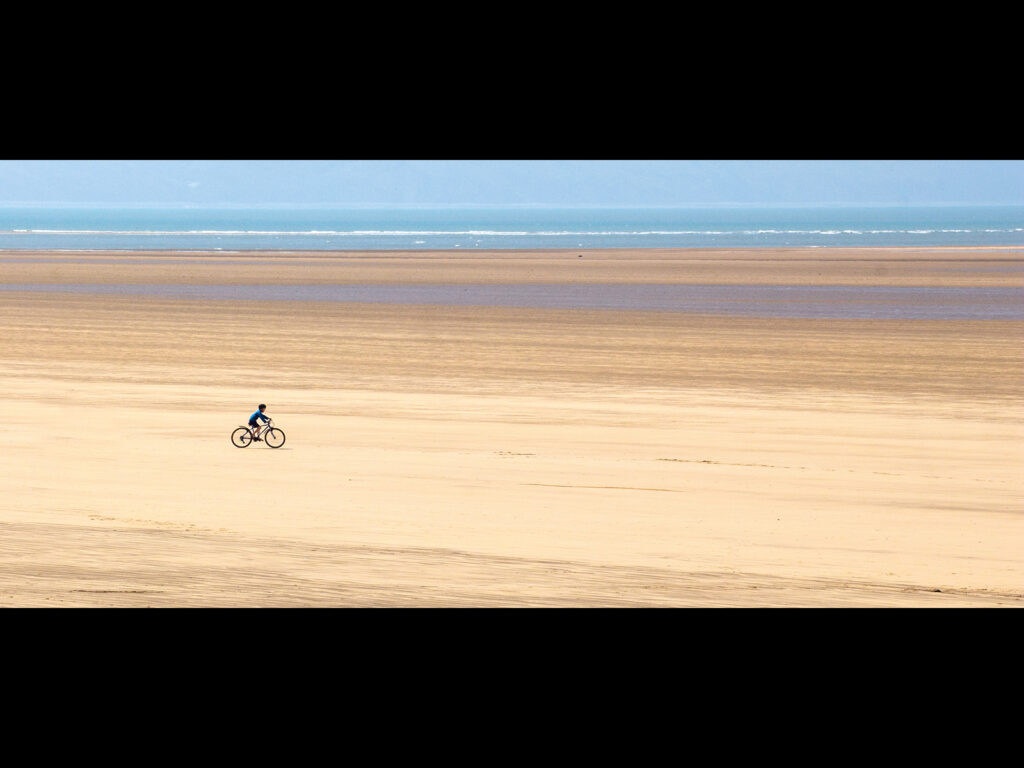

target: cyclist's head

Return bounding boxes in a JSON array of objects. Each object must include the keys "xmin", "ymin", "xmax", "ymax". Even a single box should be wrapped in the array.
[{"xmin": 258, "ymin": 404, "xmax": 266, "ymax": 410}]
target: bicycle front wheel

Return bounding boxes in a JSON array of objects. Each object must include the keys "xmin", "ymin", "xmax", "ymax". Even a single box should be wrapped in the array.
[
  {"xmin": 231, "ymin": 427, "xmax": 253, "ymax": 447},
  {"xmin": 264, "ymin": 427, "xmax": 286, "ymax": 448}
]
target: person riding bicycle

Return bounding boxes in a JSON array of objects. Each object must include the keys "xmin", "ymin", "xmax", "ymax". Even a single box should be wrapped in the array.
[{"xmin": 248, "ymin": 404, "xmax": 270, "ymax": 441}]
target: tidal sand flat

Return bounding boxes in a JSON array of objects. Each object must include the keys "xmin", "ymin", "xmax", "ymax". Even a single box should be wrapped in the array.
[{"xmin": 1, "ymin": 248, "xmax": 1021, "ymax": 606}]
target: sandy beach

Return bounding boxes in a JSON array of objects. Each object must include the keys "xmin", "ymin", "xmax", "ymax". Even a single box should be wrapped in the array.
[{"xmin": 1, "ymin": 247, "xmax": 1021, "ymax": 606}]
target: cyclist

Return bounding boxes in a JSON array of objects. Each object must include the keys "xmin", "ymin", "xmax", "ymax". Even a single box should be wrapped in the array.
[{"xmin": 248, "ymin": 404, "xmax": 270, "ymax": 441}]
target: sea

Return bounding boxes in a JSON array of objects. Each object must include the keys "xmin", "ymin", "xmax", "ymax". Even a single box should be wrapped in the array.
[
  {"xmin": 3, "ymin": 204, "xmax": 1022, "ymax": 319},
  {"xmin": 0, "ymin": 204, "xmax": 1022, "ymax": 251}
]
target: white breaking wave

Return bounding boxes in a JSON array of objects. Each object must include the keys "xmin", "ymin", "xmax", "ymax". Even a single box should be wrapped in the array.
[{"xmin": 3, "ymin": 227, "xmax": 1023, "ymax": 236}]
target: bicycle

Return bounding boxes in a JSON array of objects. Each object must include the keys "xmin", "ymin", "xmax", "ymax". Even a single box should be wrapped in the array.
[{"xmin": 231, "ymin": 419, "xmax": 286, "ymax": 448}]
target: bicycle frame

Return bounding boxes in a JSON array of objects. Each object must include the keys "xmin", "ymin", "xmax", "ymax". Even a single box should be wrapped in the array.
[
  {"xmin": 250, "ymin": 418, "xmax": 273, "ymax": 435},
  {"xmin": 232, "ymin": 419, "xmax": 285, "ymax": 448}
]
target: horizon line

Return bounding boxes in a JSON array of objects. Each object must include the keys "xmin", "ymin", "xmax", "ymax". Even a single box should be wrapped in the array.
[{"xmin": 1, "ymin": 201, "xmax": 1022, "ymax": 209}]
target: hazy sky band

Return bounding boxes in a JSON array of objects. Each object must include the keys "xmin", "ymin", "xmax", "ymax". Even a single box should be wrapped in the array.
[{"xmin": 1, "ymin": 161, "xmax": 1022, "ymax": 207}]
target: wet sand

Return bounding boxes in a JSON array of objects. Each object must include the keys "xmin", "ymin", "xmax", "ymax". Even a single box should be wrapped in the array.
[{"xmin": 1, "ymin": 248, "xmax": 1022, "ymax": 606}]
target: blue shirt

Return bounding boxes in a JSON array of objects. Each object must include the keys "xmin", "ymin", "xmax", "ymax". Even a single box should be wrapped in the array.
[{"xmin": 250, "ymin": 410, "xmax": 269, "ymax": 423}]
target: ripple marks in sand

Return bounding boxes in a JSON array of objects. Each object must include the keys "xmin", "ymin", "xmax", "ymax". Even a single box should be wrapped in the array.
[{"xmin": 1, "ymin": 521, "xmax": 1021, "ymax": 607}]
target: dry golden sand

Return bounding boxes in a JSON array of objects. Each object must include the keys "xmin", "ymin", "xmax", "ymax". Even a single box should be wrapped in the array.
[{"xmin": 1, "ymin": 248, "xmax": 1022, "ymax": 607}]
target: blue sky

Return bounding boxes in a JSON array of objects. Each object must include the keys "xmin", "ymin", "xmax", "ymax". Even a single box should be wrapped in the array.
[{"xmin": 0, "ymin": 160, "xmax": 1020, "ymax": 207}]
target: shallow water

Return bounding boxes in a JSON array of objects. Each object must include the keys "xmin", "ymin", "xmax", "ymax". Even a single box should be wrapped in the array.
[
  {"xmin": 1, "ymin": 204, "xmax": 1022, "ymax": 249},
  {"xmin": 2, "ymin": 282, "xmax": 1022, "ymax": 320}
]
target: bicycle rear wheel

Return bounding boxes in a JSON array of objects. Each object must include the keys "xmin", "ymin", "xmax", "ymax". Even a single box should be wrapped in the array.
[
  {"xmin": 231, "ymin": 427, "xmax": 253, "ymax": 447},
  {"xmin": 264, "ymin": 427, "xmax": 286, "ymax": 448}
]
